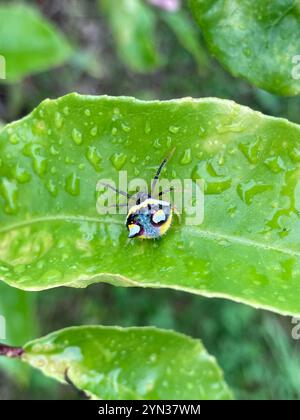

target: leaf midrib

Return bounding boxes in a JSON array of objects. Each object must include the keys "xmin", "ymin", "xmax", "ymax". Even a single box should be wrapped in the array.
[{"xmin": 0, "ymin": 215, "xmax": 298, "ymax": 258}]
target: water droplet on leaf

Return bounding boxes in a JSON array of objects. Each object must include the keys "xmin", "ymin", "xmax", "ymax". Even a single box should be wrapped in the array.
[
  {"xmin": 110, "ymin": 153, "xmax": 127, "ymax": 170},
  {"xmin": 0, "ymin": 178, "xmax": 18, "ymax": 214},
  {"xmin": 237, "ymin": 180, "xmax": 271, "ymax": 205},
  {"xmin": 65, "ymin": 173, "xmax": 80, "ymax": 196},
  {"xmin": 86, "ymin": 146, "xmax": 102, "ymax": 172},
  {"xmin": 72, "ymin": 128, "xmax": 83, "ymax": 145},
  {"xmin": 180, "ymin": 148, "xmax": 192, "ymax": 165},
  {"xmin": 169, "ymin": 125, "xmax": 180, "ymax": 134},
  {"xmin": 55, "ymin": 112, "xmax": 63, "ymax": 129}
]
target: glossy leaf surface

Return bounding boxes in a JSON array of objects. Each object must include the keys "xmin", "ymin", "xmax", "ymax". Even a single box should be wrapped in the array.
[
  {"xmin": 1, "ymin": 94, "xmax": 300, "ymax": 316},
  {"xmin": 190, "ymin": 0, "xmax": 300, "ymax": 95},
  {"xmin": 22, "ymin": 326, "xmax": 232, "ymax": 400}
]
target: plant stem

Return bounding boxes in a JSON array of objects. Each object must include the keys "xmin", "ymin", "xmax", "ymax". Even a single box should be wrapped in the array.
[{"xmin": 0, "ymin": 344, "xmax": 23, "ymax": 358}]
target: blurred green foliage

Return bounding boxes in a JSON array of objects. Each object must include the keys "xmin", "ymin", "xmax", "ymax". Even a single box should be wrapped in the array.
[
  {"xmin": 0, "ymin": 3, "xmax": 72, "ymax": 82},
  {"xmin": 0, "ymin": 282, "xmax": 37, "ymax": 384},
  {"xmin": 0, "ymin": 0, "xmax": 300, "ymax": 400}
]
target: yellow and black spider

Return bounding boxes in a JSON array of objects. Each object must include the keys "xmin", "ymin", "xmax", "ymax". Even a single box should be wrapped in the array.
[{"xmin": 101, "ymin": 148, "xmax": 175, "ymax": 239}]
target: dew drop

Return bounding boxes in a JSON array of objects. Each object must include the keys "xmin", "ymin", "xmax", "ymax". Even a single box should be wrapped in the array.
[
  {"xmin": 121, "ymin": 123, "xmax": 131, "ymax": 133},
  {"xmin": 86, "ymin": 146, "xmax": 102, "ymax": 172},
  {"xmin": 90, "ymin": 126, "xmax": 98, "ymax": 137},
  {"xmin": 227, "ymin": 204, "xmax": 237, "ymax": 217},
  {"xmin": 169, "ymin": 125, "xmax": 180, "ymax": 134},
  {"xmin": 55, "ymin": 112, "xmax": 63, "ymax": 129},
  {"xmin": 289, "ymin": 147, "xmax": 300, "ymax": 163},
  {"xmin": 144, "ymin": 120, "xmax": 151, "ymax": 134},
  {"xmin": 215, "ymin": 121, "xmax": 243, "ymax": 134},
  {"xmin": 9, "ymin": 133, "xmax": 19, "ymax": 145},
  {"xmin": 65, "ymin": 173, "xmax": 80, "ymax": 196},
  {"xmin": 72, "ymin": 128, "xmax": 83, "ymax": 145},
  {"xmin": 40, "ymin": 269, "xmax": 62, "ymax": 283},
  {"xmin": 63, "ymin": 106, "xmax": 70, "ymax": 116},
  {"xmin": 32, "ymin": 120, "xmax": 47, "ymax": 136},
  {"xmin": 237, "ymin": 180, "xmax": 271, "ymax": 205},
  {"xmin": 192, "ymin": 161, "xmax": 231, "ymax": 194},
  {"xmin": 180, "ymin": 148, "xmax": 192, "ymax": 165},
  {"xmin": 84, "ymin": 109, "xmax": 91, "ymax": 117},
  {"xmin": 46, "ymin": 179, "xmax": 58, "ymax": 197},
  {"xmin": 65, "ymin": 156, "xmax": 73, "ymax": 164},
  {"xmin": 110, "ymin": 152, "xmax": 127, "ymax": 170},
  {"xmin": 50, "ymin": 145, "xmax": 59, "ymax": 156},
  {"xmin": 0, "ymin": 178, "xmax": 18, "ymax": 214},
  {"xmin": 264, "ymin": 156, "xmax": 285, "ymax": 173},
  {"xmin": 113, "ymin": 107, "xmax": 120, "ymax": 119},
  {"xmin": 22, "ymin": 144, "xmax": 47, "ymax": 176},
  {"xmin": 149, "ymin": 353, "xmax": 157, "ymax": 363},
  {"xmin": 13, "ymin": 164, "xmax": 31, "ymax": 184},
  {"xmin": 153, "ymin": 138, "xmax": 162, "ymax": 149},
  {"xmin": 239, "ymin": 137, "xmax": 262, "ymax": 164}
]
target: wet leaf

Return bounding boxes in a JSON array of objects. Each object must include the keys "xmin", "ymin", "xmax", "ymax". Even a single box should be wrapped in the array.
[
  {"xmin": 1, "ymin": 94, "xmax": 300, "ymax": 316},
  {"xmin": 0, "ymin": 4, "xmax": 72, "ymax": 82},
  {"xmin": 190, "ymin": 0, "xmax": 300, "ymax": 95},
  {"xmin": 21, "ymin": 326, "xmax": 232, "ymax": 400}
]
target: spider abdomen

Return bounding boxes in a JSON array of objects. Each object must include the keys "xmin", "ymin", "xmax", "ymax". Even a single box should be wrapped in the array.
[{"xmin": 126, "ymin": 198, "xmax": 173, "ymax": 239}]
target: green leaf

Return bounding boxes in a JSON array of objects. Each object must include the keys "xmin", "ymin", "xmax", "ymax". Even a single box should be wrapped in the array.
[
  {"xmin": 0, "ymin": 4, "xmax": 73, "ymax": 82},
  {"xmin": 20, "ymin": 326, "xmax": 232, "ymax": 400},
  {"xmin": 1, "ymin": 94, "xmax": 300, "ymax": 316},
  {"xmin": 189, "ymin": 0, "xmax": 300, "ymax": 96},
  {"xmin": 99, "ymin": 0, "xmax": 163, "ymax": 73},
  {"xmin": 161, "ymin": 9, "xmax": 210, "ymax": 72}
]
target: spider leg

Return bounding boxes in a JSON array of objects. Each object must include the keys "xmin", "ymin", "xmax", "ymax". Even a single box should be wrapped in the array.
[
  {"xmin": 151, "ymin": 147, "xmax": 176, "ymax": 195},
  {"xmin": 157, "ymin": 186, "xmax": 175, "ymax": 199},
  {"xmin": 98, "ymin": 182, "xmax": 130, "ymax": 198}
]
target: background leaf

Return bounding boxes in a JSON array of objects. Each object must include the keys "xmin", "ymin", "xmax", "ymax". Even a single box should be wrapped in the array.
[
  {"xmin": 99, "ymin": 0, "xmax": 163, "ymax": 73},
  {"xmin": 189, "ymin": 0, "xmax": 300, "ymax": 96},
  {"xmin": 0, "ymin": 282, "xmax": 37, "ymax": 384},
  {"xmin": 1, "ymin": 94, "xmax": 300, "ymax": 317},
  {"xmin": 160, "ymin": 8, "xmax": 210, "ymax": 73},
  {"xmin": 0, "ymin": 3, "xmax": 73, "ymax": 82},
  {"xmin": 21, "ymin": 326, "xmax": 232, "ymax": 400}
]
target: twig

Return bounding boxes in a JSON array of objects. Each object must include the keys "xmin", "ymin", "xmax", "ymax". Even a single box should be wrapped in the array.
[{"xmin": 0, "ymin": 344, "xmax": 24, "ymax": 358}]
